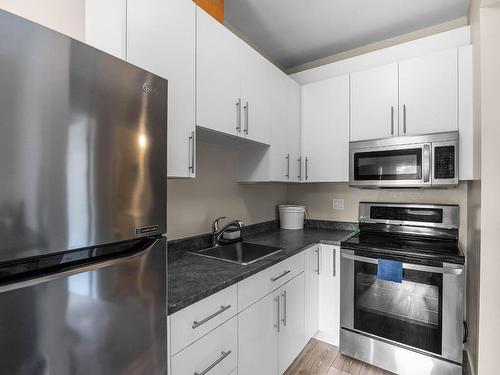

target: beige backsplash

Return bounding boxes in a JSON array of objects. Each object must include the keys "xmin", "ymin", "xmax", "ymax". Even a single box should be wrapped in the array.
[
  {"xmin": 167, "ymin": 141, "xmax": 287, "ymax": 240},
  {"xmin": 287, "ymin": 181, "xmax": 469, "ymax": 253},
  {"xmin": 168, "ymin": 141, "xmax": 468, "ymax": 254}
]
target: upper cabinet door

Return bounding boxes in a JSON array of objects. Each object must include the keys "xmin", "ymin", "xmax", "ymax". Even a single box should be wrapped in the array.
[
  {"xmin": 127, "ymin": 0, "xmax": 196, "ymax": 178},
  {"xmin": 350, "ymin": 63, "xmax": 398, "ymax": 141},
  {"xmin": 399, "ymin": 49, "xmax": 458, "ymax": 136},
  {"xmin": 196, "ymin": 7, "xmax": 242, "ymax": 137},
  {"xmin": 85, "ymin": 0, "xmax": 126, "ymax": 59},
  {"xmin": 240, "ymin": 44, "xmax": 272, "ymax": 144},
  {"xmin": 302, "ymin": 75, "xmax": 350, "ymax": 182},
  {"xmin": 286, "ymin": 78, "xmax": 302, "ymax": 182}
]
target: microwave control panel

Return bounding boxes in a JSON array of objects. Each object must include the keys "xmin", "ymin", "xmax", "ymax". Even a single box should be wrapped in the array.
[{"xmin": 434, "ymin": 146, "xmax": 456, "ymax": 179}]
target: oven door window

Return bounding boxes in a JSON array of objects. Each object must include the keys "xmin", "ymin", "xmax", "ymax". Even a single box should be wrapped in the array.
[
  {"xmin": 354, "ymin": 261, "xmax": 443, "ymax": 355},
  {"xmin": 353, "ymin": 148, "xmax": 422, "ymax": 181}
]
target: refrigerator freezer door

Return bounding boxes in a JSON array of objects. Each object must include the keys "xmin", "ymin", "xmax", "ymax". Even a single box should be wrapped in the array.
[
  {"xmin": 0, "ymin": 10, "xmax": 167, "ymax": 262},
  {"xmin": 0, "ymin": 237, "xmax": 167, "ymax": 375}
]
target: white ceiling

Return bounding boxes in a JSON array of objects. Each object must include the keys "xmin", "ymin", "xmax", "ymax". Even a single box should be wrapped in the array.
[{"xmin": 225, "ymin": 0, "xmax": 470, "ymax": 69}]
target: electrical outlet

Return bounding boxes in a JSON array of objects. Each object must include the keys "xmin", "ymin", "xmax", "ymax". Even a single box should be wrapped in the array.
[{"xmin": 333, "ymin": 198, "xmax": 344, "ymax": 210}]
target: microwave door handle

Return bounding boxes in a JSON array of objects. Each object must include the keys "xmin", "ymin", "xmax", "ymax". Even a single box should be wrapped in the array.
[{"xmin": 423, "ymin": 144, "xmax": 431, "ymax": 183}]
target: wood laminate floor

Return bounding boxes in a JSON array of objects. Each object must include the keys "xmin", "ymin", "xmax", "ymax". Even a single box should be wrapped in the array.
[
  {"xmin": 284, "ymin": 339, "xmax": 396, "ymax": 375},
  {"xmin": 285, "ymin": 339, "xmax": 470, "ymax": 375}
]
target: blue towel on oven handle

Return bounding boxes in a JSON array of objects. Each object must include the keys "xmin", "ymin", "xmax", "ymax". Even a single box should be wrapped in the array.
[{"xmin": 377, "ymin": 259, "xmax": 403, "ymax": 283}]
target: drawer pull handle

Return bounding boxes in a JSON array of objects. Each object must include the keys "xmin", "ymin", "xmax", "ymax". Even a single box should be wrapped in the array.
[
  {"xmin": 271, "ymin": 270, "xmax": 291, "ymax": 282},
  {"xmin": 194, "ymin": 350, "xmax": 232, "ymax": 375},
  {"xmin": 192, "ymin": 305, "xmax": 232, "ymax": 329}
]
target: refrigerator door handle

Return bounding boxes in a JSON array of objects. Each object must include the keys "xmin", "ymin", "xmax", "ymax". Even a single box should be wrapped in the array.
[{"xmin": 0, "ymin": 238, "xmax": 161, "ymax": 293}]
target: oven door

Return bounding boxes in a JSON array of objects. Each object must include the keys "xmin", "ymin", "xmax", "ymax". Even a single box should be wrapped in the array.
[
  {"xmin": 340, "ymin": 249, "xmax": 464, "ymax": 363},
  {"xmin": 349, "ymin": 143, "xmax": 432, "ymax": 188}
]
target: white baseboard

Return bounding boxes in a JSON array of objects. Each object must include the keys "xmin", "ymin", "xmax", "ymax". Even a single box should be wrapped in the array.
[{"xmin": 314, "ymin": 330, "xmax": 339, "ymax": 347}]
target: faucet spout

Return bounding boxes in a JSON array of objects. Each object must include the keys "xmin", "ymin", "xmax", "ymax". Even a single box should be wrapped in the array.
[{"xmin": 211, "ymin": 219, "xmax": 244, "ymax": 246}]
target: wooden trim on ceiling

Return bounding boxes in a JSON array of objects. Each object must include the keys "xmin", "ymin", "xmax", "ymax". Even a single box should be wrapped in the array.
[{"xmin": 193, "ymin": 0, "xmax": 224, "ymax": 24}]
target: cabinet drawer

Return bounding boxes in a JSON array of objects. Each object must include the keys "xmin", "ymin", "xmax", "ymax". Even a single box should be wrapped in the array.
[
  {"xmin": 171, "ymin": 317, "xmax": 238, "ymax": 375},
  {"xmin": 238, "ymin": 252, "xmax": 304, "ymax": 311},
  {"xmin": 171, "ymin": 285, "xmax": 237, "ymax": 354}
]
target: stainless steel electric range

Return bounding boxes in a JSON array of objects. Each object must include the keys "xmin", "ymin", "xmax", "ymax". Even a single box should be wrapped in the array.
[{"xmin": 340, "ymin": 202, "xmax": 465, "ymax": 375}]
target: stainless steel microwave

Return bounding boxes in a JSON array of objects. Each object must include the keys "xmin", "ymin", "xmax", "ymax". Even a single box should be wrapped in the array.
[{"xmin": 349, "ymin": 131, "xmax": 459, "ymax": 188}]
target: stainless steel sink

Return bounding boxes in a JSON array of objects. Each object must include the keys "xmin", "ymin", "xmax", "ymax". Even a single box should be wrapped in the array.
[{"xmin": 188, "ymin": 242, "xmax": 282, "ymax": 265}]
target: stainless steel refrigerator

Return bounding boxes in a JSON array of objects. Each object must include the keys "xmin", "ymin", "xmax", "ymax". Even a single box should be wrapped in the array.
[{"xmin": 0, "ymin": 10, "xmax": 168, "ymax": 375}]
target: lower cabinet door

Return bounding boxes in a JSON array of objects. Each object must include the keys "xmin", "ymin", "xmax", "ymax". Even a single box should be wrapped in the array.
[
  {"xmin": 278, "ymin": 273, "xmax": 306, "ymax": 375},
  {"xmin": 305, "ymin": 245, "xmax": 320, "ymax": 341},
  {"xmin": 238, "ymin": 292, "xmax": 279, "ymax": 375},
  {"xmin": 317, "ymin": 245, "xmax": 340, "ymax": 346},
  {"xmin": 171, "ymin": 316, "xmax": 237, "ymax": 375}
]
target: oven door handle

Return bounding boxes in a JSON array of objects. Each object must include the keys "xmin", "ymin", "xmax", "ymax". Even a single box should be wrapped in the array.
[{"xmin": 341, "ymin": 253, "xmax": 463, "ymax": 275}]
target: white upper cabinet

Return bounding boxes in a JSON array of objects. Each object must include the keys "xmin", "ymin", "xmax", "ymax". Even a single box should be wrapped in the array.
[
  {"xmin": 399, "ymin": 48, "xmax": 458, "ymax": 136},
  {"xmin": 197, "ymin": 7, "xmax": 274, "ymax": 145},
  {"xmin": 286, "ymin": 78, "xmax": 302, "ymax": 182},
  {"xmin": 302, "ymin": 74, "xmax": 350, "ymax": 182},
  {"xmin": 240, "ymin": 45, "xmax": 272, "ymax": 144},
  {"xmin": 350, "ymin": 63, "xmax": 399, "ymax": 141},
  {"xmin": 196, "ymin": 7, "xmax": 242, "ymax": 137},
  {"xmin": 85, "ymin": 0, "xmax": 126, "ymax": 59},
  {"xmin": 267, "ymin": 69, "xmax": 301, "ymax": 182},
  {"xmin": 127, "ymin": 0, "xmax": 196, "ymax": 178}
]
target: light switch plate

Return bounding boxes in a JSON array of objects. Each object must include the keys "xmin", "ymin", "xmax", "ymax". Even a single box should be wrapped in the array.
[{"xmin": 333, "ymin": 198, "xmax": 344, "ymax": 210}]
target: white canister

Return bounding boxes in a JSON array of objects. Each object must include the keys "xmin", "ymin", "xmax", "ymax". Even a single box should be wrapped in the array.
[{"xmin": 279, "ymin": 205, "xmax": 307, "ymax": 230}]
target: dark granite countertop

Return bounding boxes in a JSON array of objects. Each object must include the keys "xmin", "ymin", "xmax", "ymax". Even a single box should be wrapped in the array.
[{"xmin": 168, "ymin": 222, "xmax": 355, "ymax": 315}]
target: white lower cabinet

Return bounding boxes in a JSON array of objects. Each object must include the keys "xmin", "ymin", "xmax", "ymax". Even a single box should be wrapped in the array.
[
  {"xmin": 278, "ymin": 273, "xmax": 306, "ymax": 375},
  {"xmin": 317, "ymin": 244, "xmax": 340, "ymax": 346},
  {"xmin": 304, "ymin": 245, "xmax": 320, "ymax": 341},
  {"xmin": 170, "ymin": 246, "xmax": 338, "ymax": 375},
  {"xmin": 238, "ymin": 273, "xmax": 305, "ymax": 375},
  {"xmin": 238, "ymin": 292, "xmax": 279, "ymax": 375},
  {"xmin": 171, "ymin": 316, "xmax": 237, "ymax": 375},
  {"xmin": 170, "ymin": 285, "xmax": 237, "ymax": 355}
]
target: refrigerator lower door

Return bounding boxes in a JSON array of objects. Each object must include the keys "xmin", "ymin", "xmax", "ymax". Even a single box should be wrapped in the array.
[{"xmin": 0, "ymin": 237, "xmax": 167, "ymax": 375}]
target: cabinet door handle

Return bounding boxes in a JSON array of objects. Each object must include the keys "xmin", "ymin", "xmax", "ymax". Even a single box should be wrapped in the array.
[
  {"xmin": 305, "ymin": 157, "xmax": 309, "ymax": 180},
  {"xmin": 281, "ymin": 290, "xmax": 287, "ymax": 327},
  {"xmin": 236, "ymin": 98, "xmax": 241, "ymax": 133},
  {"xmin": 271, "ymin": 270, "xmax": 291, "ymax": 282},
  {"xmin": 403, "ymin": 104, "xmax": 407, "ymax": 135},
  {"xmin": 188, "ymin": 131, "xmax": 195, "ymax": 173},
  {"xmin": 192, "ymin": 304, "xmax": 231, "ymax": 329},
  {"xmin": 244, "ymin": 101, "xmax": 249, "ymax": 135},
  {"xmin": 194, "ymin": 350, "xmax": 232, "ymax": 375},
  {"xmin": 275, "ymin": 295, "xmax": 280, "ymax": 332},
  {"xmin": 315, "ymin": 247, "xmax": 320, "ymax": 275},
  {"xmin": 391, "ymin": 106, "xmax": 395, "ymax": 135},
  {"xmin": 285, "ymin": 154, "xmax": 290, "ymax": 178},
  {"xmin": 297, "ymin": 157, "xmax": 302, "ymax": 180},
  {"xmin": 332, "ymin": 247, "xmax": 336, "ymax": 277}
]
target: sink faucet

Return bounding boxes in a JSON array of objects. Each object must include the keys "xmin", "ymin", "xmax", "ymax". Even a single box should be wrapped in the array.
[{"xmin": 212, "ymin": 217, "xmax": 244, "ymax": 246}]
